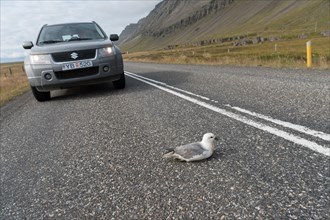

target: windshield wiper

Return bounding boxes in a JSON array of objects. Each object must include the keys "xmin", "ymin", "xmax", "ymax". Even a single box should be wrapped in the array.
[
  {"xmin": 68, "ymin": 38, "xmax": 92, "ymax": 42},
  {"xmin": 39, "ymin": 40, "xmax": 63, "ymax": 45}
]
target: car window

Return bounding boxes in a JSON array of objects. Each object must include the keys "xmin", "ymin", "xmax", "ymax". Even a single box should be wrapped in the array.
[{"xmin": 37, "ymin": 23, "xmax": 106, "ymax": 45}]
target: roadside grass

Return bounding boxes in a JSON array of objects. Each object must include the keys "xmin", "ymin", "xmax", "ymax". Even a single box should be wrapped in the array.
[
  {"xmin": 0, "ymin": 37, "xmax": 328, "ymax": 106},
  {"xmin": 0, "ymin": 62, "xmax": 29, "ymax": 106},
  {"xmin": 123, "ymin": 37, "xmax": 330, "ymax": 69}
]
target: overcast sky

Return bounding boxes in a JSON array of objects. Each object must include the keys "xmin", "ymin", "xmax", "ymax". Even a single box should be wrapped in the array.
[{"xmin": 0, "ymin": 0, "xmax": 162, "ymax": 62}]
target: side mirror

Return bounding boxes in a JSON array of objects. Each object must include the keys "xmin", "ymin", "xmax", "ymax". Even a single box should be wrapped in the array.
[
  {"xmin": 110, "ymin": 34, "xmax": 119, "ymax": 41},
  {"xmin": 23, "ymin": 41, "xmax": 34, "ymax": 49}
]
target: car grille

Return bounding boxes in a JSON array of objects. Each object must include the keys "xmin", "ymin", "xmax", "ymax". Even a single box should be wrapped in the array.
[
  {"xmin": 54, "ymin": 67, "xmax": 99, "ymax": 79},
  {"xmin": 52, "ymin": 49, "xmax": 96, "ymax": 62}
]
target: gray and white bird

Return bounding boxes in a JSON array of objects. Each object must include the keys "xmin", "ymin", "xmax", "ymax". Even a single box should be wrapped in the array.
[{"xmin": 163, "ymin": 133, "xmax": 218, "ymax": 162}]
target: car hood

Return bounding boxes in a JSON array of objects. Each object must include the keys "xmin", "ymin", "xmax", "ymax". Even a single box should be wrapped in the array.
[{"xmin": 29, "ymin": 39, "xmax": 114, "ymax": 55}]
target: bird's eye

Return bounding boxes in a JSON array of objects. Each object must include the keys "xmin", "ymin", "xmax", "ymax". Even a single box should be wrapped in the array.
[{"xmin": 210, "ymin": 136, "xmax": 213, "ymax": 138}]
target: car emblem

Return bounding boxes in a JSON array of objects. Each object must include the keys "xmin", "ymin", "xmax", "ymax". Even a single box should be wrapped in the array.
[{"xmin": 70, "ymin": 52, "xmax": 78, "ymax": 59}]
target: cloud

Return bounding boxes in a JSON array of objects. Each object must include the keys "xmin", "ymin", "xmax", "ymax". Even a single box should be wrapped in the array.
[
  {"xmin": 1, "ymin": 50, "xmax": 26, "ymax": 59},
  {"xmin": 0, "ymin": 0, "xmax": 161, "ymax": 60}
]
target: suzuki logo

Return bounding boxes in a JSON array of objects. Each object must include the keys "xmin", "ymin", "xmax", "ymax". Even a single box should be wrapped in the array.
[{"xmin": 70, "ymin": 52, "xmax": 78, "ymax": 59}]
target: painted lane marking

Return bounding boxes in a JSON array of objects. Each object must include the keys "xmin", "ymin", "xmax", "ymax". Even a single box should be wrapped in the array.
[
  {"xmin": 126, "ymin": 71, "xmax": 329, "ymax": 143},
  {"xmin": 125, "ymin": 72, "xmax": 330, "ymax": 157},
  {"xmin": 226, "ymin": 105, "xmax": 330, "ymax": 142},
  {"xmin": 125, "ymin": 71, "xmax": 218, "ymax": 103}
]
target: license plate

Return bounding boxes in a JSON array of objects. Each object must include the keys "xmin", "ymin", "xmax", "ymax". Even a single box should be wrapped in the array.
[{"xmin": 62, "ymin": 60, "xmax": 93, "ymax": 71}]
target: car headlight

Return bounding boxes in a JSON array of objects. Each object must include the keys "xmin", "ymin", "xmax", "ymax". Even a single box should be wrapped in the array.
[
  {"xmin": 98, "ymin": 47, "xmax": 115, "ymax": 57},
  {"xmin": 30, "ymin": 54, "xmax": 51, "ymax": 64}
]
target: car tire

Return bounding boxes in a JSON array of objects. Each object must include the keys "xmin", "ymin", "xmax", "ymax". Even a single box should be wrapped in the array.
[
  {"xmin": 113, "ymin": 73, "xmax": 125, "ymax": 89},
  {"xmin": 31, "ymin": 86, "xmax": 51, "ymax": 102}
]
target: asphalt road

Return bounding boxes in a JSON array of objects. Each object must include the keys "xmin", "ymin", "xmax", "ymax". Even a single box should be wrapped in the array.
[{"xmin": 1, "ymin": 62, "xmax": 329, "ymax": 219}]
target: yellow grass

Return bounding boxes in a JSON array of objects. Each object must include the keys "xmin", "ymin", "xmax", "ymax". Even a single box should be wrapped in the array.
[
  {"xmin": 0, "ymin": 37, "xmax": 329, "ymax": 106},
  {"xmin": 0, "ymin": 62, "xmax": 29, "ymax": 106},
  {"xmin": 124, "ymin": 37, "xmax": 330, "ymax": 69}
]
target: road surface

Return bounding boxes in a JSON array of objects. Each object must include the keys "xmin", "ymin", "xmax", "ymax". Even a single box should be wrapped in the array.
[{"xmin": 1, "ymin": 62, "xmax": 329, "ymax": 219}]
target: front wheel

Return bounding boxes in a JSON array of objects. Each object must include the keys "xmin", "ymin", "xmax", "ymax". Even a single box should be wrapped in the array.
[
  {"xmin": 112, "ymin": 73, "xmax": 126, "ymax": 90},
  {"xmin": 31, "ymin": 86, "xmax": 51, "ymax": 102}
]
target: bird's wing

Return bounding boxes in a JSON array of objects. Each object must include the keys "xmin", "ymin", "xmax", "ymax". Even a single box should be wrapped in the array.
[{"xmin": 174, "ymin": 142, "xmax": 207, "ymax": 159}]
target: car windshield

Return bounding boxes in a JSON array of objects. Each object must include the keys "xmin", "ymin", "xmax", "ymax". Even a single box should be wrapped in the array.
[{"xmin": 37, "ymin": 23, "xmax": 106, "ymax": 45}]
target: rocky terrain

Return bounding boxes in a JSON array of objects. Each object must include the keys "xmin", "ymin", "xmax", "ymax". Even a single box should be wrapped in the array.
[
  {"xmin": 118, "ymin": 0, "xmax": 329, "ymax": 52},
  {"xmin": 118, "ymin": 0, "xmax": 233, "ymax": 47}
]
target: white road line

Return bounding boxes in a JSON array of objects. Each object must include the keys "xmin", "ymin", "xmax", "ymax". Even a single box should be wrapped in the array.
[
  {"xmin": 125, "ymin": 72, "xmax": 330, "ymax": 157},
  {"xmin": 126, "ymin": 71, "xmax": 330, "ymax": 142},
  {"xmin": 125, "ymin": 71, "xmax": 217, "ymax": 102},
  {"xmin": 226, "ymin": 105, "xmax": 330, "ymax": 142}
]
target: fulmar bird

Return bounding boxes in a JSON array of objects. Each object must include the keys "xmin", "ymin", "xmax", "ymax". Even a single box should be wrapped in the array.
[{"xmin": 163, "ymin": 133, "xmax": 218, "ymax": 162}]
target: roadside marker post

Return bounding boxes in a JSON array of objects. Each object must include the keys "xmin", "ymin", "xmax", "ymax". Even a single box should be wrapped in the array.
[{"xmin": 306, "ymin": 41, "xmax": 312, "ymax": 68}]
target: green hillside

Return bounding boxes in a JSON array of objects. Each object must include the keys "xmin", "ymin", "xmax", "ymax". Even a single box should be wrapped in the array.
[
  {"xmin": 120, "ymin": 0, "xmax": 329, "ymax": 69},
  {"xmin": 120, "ymin": 0, "xmax": 329, "ymax": 52}
]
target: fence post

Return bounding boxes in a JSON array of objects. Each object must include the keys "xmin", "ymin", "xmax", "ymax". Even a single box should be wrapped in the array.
[
  {"xmin": 306, "ymin": 41, "xmax": 312, "ymax": 68},
  {"xmin": 9, "ymin": 67, "xmax": 13, "ymax": 75}
]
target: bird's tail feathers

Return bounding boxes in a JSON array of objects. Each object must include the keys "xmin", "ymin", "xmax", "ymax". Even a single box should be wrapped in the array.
[
  {"xmin": 163, "ymin": 149, "xmax": 175, "ymax": 158},
  {"xmin": 164, "ymin": 148, "xmax": 175, "ymax": 153}
]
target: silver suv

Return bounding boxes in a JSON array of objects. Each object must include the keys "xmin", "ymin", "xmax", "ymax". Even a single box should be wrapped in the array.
[{"xmin": 23, "ymin": 21, "xmax": 125, "ymax": 101}]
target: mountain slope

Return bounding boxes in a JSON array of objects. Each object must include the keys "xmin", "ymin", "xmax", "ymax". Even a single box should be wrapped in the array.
[
  {"xmin": 119, "ymin": 0, "xmax": 329, "ymax": 52},
  {"xmin": 117, "ymin": 0, "xmax": 215, "ymax": 46}
]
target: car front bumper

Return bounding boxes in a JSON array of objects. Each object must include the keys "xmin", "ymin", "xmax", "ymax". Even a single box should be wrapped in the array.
[{"xmin": 25, "ymin": 56, "xmax": 123, "ymax": 92}]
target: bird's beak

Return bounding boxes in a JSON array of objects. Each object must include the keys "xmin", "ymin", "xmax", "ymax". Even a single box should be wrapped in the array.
[{"xmin": 215, "ymin": 137, "xmax": 219, "ymax": 141}]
